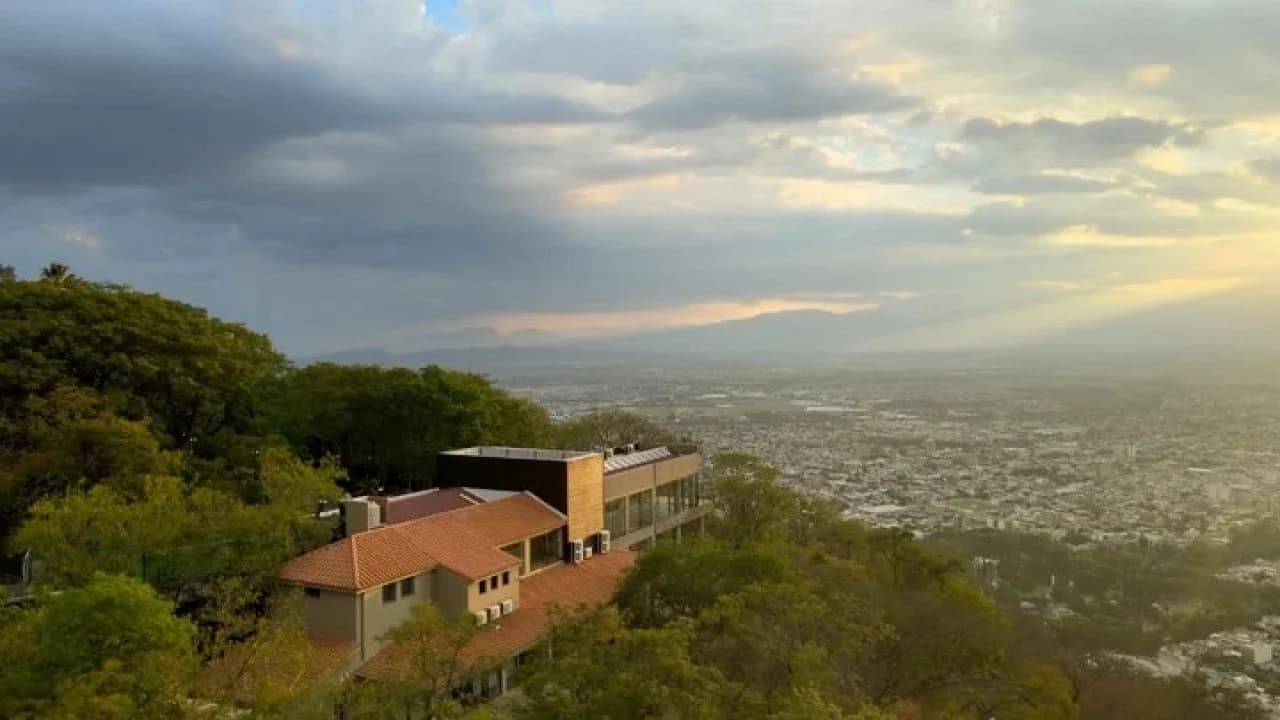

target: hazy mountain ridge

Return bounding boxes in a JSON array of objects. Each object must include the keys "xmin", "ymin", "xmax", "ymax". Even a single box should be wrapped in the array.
[{"xmin": 308, "ymin": 284, "xmax": 1280, "ymax": 369}]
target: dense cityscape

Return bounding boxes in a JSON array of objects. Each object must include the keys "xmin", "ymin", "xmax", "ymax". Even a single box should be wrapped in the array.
[
  {"xmin": 506, "ymin": 358, "xmax": 1280, "ymax": 543},
  {"xmin": 503, "ymin": 357, "xmax": 1280, "ymax": 715}
]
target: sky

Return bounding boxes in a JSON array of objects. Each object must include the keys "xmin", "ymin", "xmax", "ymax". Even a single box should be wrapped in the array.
[{"xmin": 2, "ymin": 0, "xmax": 1279, "ymax": 355}]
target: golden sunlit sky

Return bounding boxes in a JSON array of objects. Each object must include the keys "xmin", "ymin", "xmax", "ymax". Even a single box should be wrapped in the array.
[{"xmin": 2, "ymin": 0, "xmax": 1278, "ymax": 354}]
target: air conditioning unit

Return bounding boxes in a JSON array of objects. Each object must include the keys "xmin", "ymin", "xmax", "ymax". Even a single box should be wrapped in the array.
[
  {"xmin": 599, "ymin": 530, "xmax": 611, "ymax": 553},
  {"xmin": 624, "ymin": 443, "xmax": 636, "ymax": 453},
  {"xmin": 500, "ymin": 599, "xmax": 515, "ymax": 615},
  {"xmin": 474, "ymin": 611, "xmax": 489, "ymax": 627},
  {"xmin": 571, "ymin": 539, "xmax": 585, "ymax": 564},
  {"xmin": 488, "ymin": 604, "xmax": 502, "ymax": 622},
  {"xmin": 583, "ymin": 546, "xmax": 593, "ymax": 560}
]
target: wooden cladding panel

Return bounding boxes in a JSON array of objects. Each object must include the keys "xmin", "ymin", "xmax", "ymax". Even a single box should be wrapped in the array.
[{"xmin": 565, "ymin": 454, "xmax": 604, "ymax": 540}]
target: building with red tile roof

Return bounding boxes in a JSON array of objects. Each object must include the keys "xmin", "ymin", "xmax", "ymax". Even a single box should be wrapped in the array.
[{"xmin": 278, "ymin": 443, "xmax": 706, "ymax": 698}]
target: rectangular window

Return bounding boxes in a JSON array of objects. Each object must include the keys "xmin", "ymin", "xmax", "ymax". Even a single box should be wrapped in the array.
[
  {"xmin": 529, "ymin": 526, "xmax": 564, "ymax": 572},
  {"xmin": 479, "ymin": 579, "xmax": 487, "ymax": 594},
  {"xmin": 604, "ymin": 498, "xmax": 627, "ymax": 539},
  {"xmin": 501, "ymin": 541, "xmax": 523, "ymax": 563},
  {"xmin": 502, "ymin": 571, "xmax": 510, "ymax": 586},
  {"xmin": 304, "ymin": 587, "xmax": 321, "ymax": 598},
  {"xmin": 628, "ymin": 491, "xmax": 653, "ymax": 533},
  {"xmin": 382, "ymin": 583, "xmax": 397, "ymax": 603},
  {"xmin": 656, "ymin": 481, "xmax": 678, "ymax": 520},
  {"xmin": 400, "ymin": 577, "xmax": 415, "ymax": 596}
]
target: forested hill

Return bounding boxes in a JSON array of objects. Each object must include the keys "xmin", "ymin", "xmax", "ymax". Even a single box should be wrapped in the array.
[{"xmin": 0, "ymin": 267, "xmax": 1265, "ymax": 720}]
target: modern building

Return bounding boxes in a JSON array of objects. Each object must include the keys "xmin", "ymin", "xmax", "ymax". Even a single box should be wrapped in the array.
[{"xmin": 277, "ymin": 443, "xmax": 706, "ymax": 695}]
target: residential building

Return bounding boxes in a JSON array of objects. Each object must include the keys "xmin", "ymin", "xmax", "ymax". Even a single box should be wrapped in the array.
[{"xmin": 277, "ymin": 443, "xmax": 706, "ymax": 695}]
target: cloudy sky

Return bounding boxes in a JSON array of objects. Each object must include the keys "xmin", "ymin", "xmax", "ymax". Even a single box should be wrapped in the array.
[{"xmin": 3, "ymin": 0, "xmax": 1279, "ymax": 355}]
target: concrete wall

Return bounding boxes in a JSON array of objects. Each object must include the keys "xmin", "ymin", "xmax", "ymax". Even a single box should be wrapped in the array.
[
  {"xmin": 603, "ymin": 453, "xmax": 700, "ymax": 501},
  {"xmin": 603, "ymin": 464, "xmax": 655, "ymax": 500},
  {"xmin": 656, "ymin": 453, "xmax": 701, "ymax": 485},
  {"xmin": 301, "ymin": 588, "xmax": 359, "ymax": 641},
  {"xmin": 359, "ymin": 570, "xmax": 434, "ymax": 660}
]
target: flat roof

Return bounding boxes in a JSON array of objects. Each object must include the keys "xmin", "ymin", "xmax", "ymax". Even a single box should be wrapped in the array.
[
  {"xmin": 604, "ymin": 446, "xmax": 674, "ymax": 474},
  {"xmin": 442, "ymin": 446, "xmax": 597, "ymax": 462}
]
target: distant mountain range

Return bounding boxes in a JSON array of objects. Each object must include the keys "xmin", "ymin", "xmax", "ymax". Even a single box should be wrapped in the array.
[{"xmin": 307, "ymin": 283, "xmax": 1280, "ymax": 370}]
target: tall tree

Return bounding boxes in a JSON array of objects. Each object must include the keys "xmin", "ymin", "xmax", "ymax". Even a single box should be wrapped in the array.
[
  {"xmin": 555, "ymin": 410, "xmax": 681, "ymax": 450},
  {"xmin": 38, "ymin": 262, "xmax": 76, "ymax": 285}
]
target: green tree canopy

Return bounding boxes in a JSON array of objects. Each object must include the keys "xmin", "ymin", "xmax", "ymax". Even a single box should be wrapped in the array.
[
  {"xmin": 0, "ymin": 277, "xmax": 285, "ymax": 456},
  {"xmin": 267, "ymin": 363, "xmax": 553, "ymax": 493},
  {"xmin": 12, "ymin": 449, "xmax": 340, "ymax": 595},
  {"xmin": 0, "ymin": 573, "xmax": 196, "ymax": 718},
  {"xmin": 555, "ymin": 409, "xmax": 681, "ymax": 450}
]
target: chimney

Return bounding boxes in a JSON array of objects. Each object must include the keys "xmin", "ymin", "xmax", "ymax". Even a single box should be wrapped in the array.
[{"xmin": 343, "ymin": 499, "xmax": 382, "ymax": 535}]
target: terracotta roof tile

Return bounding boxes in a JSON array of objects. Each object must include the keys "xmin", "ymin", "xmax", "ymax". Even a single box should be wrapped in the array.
[
  {"xmin": 280, "ymin": 491, "xmax": 563, "ymax": 591},
  {"xmin": 357, "ymin": 550, "xmax": 637, "ymax": 682}
]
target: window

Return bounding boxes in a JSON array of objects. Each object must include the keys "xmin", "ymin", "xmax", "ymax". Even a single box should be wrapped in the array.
[
  {"xmin": 529, "ymin": 526, "xmax": 564, "ymax": 572},
  {"xmin": 400, "ymin": 577, "xmax": 415, "ymax": 596},
  {"xmin": 382, "ymin": 583, "xmax": 397, "ymax": 603},
  {"xmin": 604, "ymin": 497, "xmax": 627, "ymax": 538},
  {"xmin": 657, "ymin": 481, "xmax": 678, "ymax": 520},
  {"xmin": 500, "ymin": 541, "xmax": 524, "ymax": 566},
  {"xmin": 627, "ymin": 491, "xmax": 653, "ymax": 533},
  {"xmin": 502, "ymin": 571, "xmax": 510, "ymax": 586},
  {"xmin": 480, "ymin": 578, "xmax": 487, "ymax": 594},
  {"xmin": 304, "ymin": 587, "xmax": 321, "ymax": 598}
]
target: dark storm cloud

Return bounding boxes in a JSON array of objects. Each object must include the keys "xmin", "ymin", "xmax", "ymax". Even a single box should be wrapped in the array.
[
  {"xmin": 0, "ymin": 37, "xmax": 602, "ymax": 194},
  {"xmin": 0, "ymin": 0, "xmax": 610, "ymax": 279},
  {"xmin": 629, "ymin": 53, "xmax": 915, "ymax": 129}
]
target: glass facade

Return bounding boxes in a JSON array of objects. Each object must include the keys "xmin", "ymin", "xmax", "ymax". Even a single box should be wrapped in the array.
[
  {"xmin": 604, "ymin": 498, "xmax": 627, "ymax": 539},
  {"xmin": 656, "ymin": 481, "xmax": 678, "ymax": 520},
  {"xmin": 627, "ymin": 491, "xmax": 653, "ymax": 533},
  {"xmin": 529, "ymin": 527, "xmax": 564, "ymax": 572},
  {"xmin": 500, "ymin": 541, "xmax": 524, "ymax": 573}
]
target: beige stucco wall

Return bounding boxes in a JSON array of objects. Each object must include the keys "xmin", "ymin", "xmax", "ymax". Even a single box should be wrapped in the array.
[
  {"xmin": 301, "ymin": 588, "xmax": 359, "ymax": 641},
  {"xmin": 434, "ymin": 568, "xmax": 472, "ymax": 618},
  {"xmin": 467, "ymin": 569, "xmax": 519, "ymax": 615},
  {"xmin": 359, "ymin": 570, "xmax": 434, "ymax": 660}
]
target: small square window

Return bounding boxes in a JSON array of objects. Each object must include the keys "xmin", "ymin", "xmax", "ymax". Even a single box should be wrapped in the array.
[
  {"xmin": 479, "ymin": 579, "xmax": 487, "ymax": 594},
  {"xmin": 304, "ymin": 587, "xmax": 321, "ymax": 598},
  {"xmin": 502, "ymin": 571, "xmax": 510, "ymax": 586},
  {"xmin": 382, "ymin": 583, "xmax": 397, "ymax": 603},
  {"xmin": 400, "ymin": 577, "xmax": 415, "ymax": 596}
]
